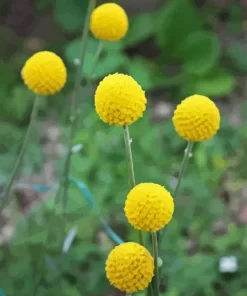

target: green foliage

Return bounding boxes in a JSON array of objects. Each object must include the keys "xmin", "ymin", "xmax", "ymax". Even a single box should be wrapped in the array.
[
  {"xmin": 1, "ymin": 0, "xmax": 247, "ymax": 295},
  {"xmin": 54, "ymin": 0, "xmax": 89, "ymax": 33}
]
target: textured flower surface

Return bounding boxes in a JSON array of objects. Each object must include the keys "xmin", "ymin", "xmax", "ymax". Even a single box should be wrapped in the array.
[
  {"xmin": 172, "ymin": 94, "xmax": 220, "ymax": 142},
  {"xmin": 95, "ymin": 73, "xmax": 147, "ymax": 126},
  {"xmin": 105, "ymin": 242, "xmax": 154, "ymax": 293},
  {"xmin": 21, "ymin": 51, "xmax": 67, "ymax": 95},
  {"xmin": 90, "ymin": 3, "xmax": 128, "ymax": 41},
  {"xmin": 124, "ymin": 183, "xmax": 174, "ymax": 232}
]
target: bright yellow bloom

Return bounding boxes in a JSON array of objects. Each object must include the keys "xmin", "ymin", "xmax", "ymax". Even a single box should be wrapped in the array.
[
  {"xmin": 21, "ymin": 51, "xmax": 67, "ymax": 95},
  {"xmin": 124, "ymin": 183, "xmax": 174, "ymax": 232},
  {"xmin": 90, "ymin": 3, "xmax": 128, "ymax": 41},
  {"xmin": 94, "ymin": 73, "xmax": 147, "ymax": 126},
  {"xmin": 172, "ymin": 94, "xmax": 220, "ymax": 142},
  {"xmin": 105, "ymin": 242, "xmax": 154, "ymax": 293}
]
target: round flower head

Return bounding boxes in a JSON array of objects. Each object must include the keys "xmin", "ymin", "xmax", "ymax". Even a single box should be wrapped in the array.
[
  {"xmin": 21, "ymin": 51, "xmax": 67, "ymax": 95},
  {"xmin": 124, "ymin": 183, "xmax": 174, "ymax": 232},
  {"xmin": 172, "ymin": 94, "xmax": 220, "ymax": 142},
  {"xmin": 105, "ymin": 242, "xmax": 154, "ymax": 293},
  {"xmin": 95, "ymin": 73, "xmax": 147, "ymax": 126},
  {"xmin": 90, "ymin": 3, "xmax": 128, "ymax": 41}
]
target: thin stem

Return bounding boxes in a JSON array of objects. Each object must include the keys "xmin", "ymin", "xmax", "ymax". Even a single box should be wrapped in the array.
[
  {"xmin": 151, "ymin": 232, "xmax": 160, "ymax": 296},
  {"xmin": 59, "ymin": 0, "xmax": 97, "ymax": 209},
  {"xmin": 147, "ymin": 284, "xmax": 154, "ymax": 296},
  {"xmin": 123, "ymin": 125, "xmax": 144, "ymax": 246},
  {"xmin": 158, "ymin": 141, "xmax": 194, "ymax": 246},
  {"xmin": 0, "ymin": 95, "xmax": 40, "ymax": 212},
  {"xmin": 123, "ymin": 125, "xmax": 135, "ymax": 188},
  {"xmin": 87, "ymin": 41, "xmax": 104, "ymax": 82},
  {"xmin": 173, "ymin": 141, "xmax": 194, "ymax": 199}
]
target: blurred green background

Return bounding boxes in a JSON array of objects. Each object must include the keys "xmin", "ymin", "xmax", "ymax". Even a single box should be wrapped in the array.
[{"xmin": 1, "ymin": 0, "xmax": 247, "ymax": 295}]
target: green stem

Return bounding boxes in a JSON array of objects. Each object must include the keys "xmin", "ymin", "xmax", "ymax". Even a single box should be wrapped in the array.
[
  {"xmin": 123, "ymin": 125, "xmax": 135, "ymax": 188},
  {"xmin": 123, "ymin": 125, "xmax": 144, "ymax": 246},
  {"xmin": 173, "ymin": 141, "xmax": 194, "ymax": 199},
  {"xmin": 0, "ymin": 95, "xmax": 40, "ymax": 212},
  {"xmin": 158, "ymin": 141, "xmax": 194, "ymax": 246},
  {"xmin": 151, "ymin": 232, "xmax": 160, "ymax": 296},
  {"xmin": 87, "ymin": 41, "xmax": 104, "ymax": 81},
  {"xmin": 59, "ymin": 0, "xmax": 97, "ymax": 209}
]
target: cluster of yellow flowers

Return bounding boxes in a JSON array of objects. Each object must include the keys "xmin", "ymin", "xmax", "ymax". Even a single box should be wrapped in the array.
[{"xmin": 20, "ymin": 2, "xmax": 221, "ymax": 294}]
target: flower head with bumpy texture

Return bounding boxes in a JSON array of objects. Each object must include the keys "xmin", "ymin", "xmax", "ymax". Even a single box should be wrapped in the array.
[
  {"xmin": 105, "ymin": 242, "xmax": 154, "ymax": 293},
  {"xmin": 95, "ymin": 73, "xmax": 147, "ymax": 126},
  {"xmin": 172, "ymin": 94, "xmax": 220, "ymax": 142},
  {"xmin": 90, "ymin": 3, "xmax": 128, "ymax": 41},
  {"xmin": 21, "ymin": 51, "xmax": 67, "ymax": 95},
  {"xmin": 124, "ymin": 183, "xmax": 174, "ymax": 232}
]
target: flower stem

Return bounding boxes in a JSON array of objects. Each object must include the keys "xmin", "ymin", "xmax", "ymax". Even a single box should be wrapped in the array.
[
  {"xmin": 0, "ymin": 95, "xmax": 40, "ymax": 213},
  {"xmin": 123, "ymin": 125, "xmax": 144, "ymax": 246},
  {"xmin": 158, "ymin": 141, "xmax": 194, "ymax": 246},
  {"xmin": 59, "ymin": 0, "xmax": 97, "ymax": 209},
  {"xmin": 173, "ymin": 141, "xmax": 194, "ymax": 199},
  {"xmin": 151, "ymin": 232, "xmax": 160, "ymax": 296}
]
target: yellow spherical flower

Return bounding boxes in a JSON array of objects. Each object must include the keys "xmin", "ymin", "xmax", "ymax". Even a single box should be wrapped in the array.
[
  {"xmin": 105, "ymin": 242, "xmax": 154, "ymax": 293},
  {"xmin": 21, "ymin": 51, "xmax": 67, "ymax": 95},
  {"xmin": 124, "ymin": 183, "xmax": 174, "ymax": 232},
  {"xmin": 90, "ymin": 3, "xmax": 128, "ymax": 41},
  {"xmin": 172, "ymin": 94, "xmax": 220, "ymax": 142},
  {"xmin": 95, "ymin": 73, "xmax": 147, "ymax": 126}
]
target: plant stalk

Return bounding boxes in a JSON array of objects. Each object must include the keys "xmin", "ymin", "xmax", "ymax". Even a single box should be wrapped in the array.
[
  {"xmin": 151, "ymin": 232, "xmax": 160, "ymax": 296},
  {"xmin": 158, "ymin": 141, "xmax": 194, "ymax": 246},
  {"xmin": 59, "ymin": 0, "xmax": 97, "ymax": 209},
  {"xmin": 0, "ymin": 95, "xmax": 40, "ymax": 212},
  {"xmin": 123, "ymin": 125, "xmax": 144, "ymax": 246},
  {"xmin": 173, "ymin": 141, "xmax": 194, "ymax": 199}
]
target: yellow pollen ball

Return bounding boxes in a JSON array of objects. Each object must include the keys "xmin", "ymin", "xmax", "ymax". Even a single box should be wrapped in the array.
[
  {"xmin": 105, "ymin": 242, "xmax": 154, "ymax": 293},
  {"xmin": 124, "ymin": 183, "xmax": 175, "ymax": 232},
  {"xmin": 21, "ymin": 51, "xmax": 67, "ymax": 95},
  {"xmin": 172, "ymin": 94, "xmax": 220, "ymax": 142},
  {"xmin": 94, "ymin": 73, "xmax": 147, "ymax": 126},
  {"xmin": 90, "ymin": 3, "xmax": 128, "ymax": 41}
]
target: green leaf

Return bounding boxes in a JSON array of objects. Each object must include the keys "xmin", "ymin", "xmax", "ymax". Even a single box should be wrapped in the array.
[
  {"xmin": 124, "ymin": 13, "xmax": 155, "ymax": 47},
  {"xmin": 3, "ymin": 86, "xmax": 33, "ymax": 121},
  {"xmin": 54, "ymin": 0, "xmax": 89, "ymax": 32},
  {"xmin": 64, "ymin": 37, "xmax": 126, "ymax": 80},
  {"xmin": 155, "ymin": 0, "xmax": 203, "ymax": 57},
  {"xmin": 125, "ymin": 57, "xmax": 155, "ymax": 90},
  {"xmin": 178, "ymin": 31, "xmax": 221, "ymax": 75},
  {"xmin": 85, "ymin": 52, "xmax": 126, "ymax": 79},
  {"xmin": 227, "ymin": 42, "xmax": 247, "ymax": 72},
  {"xmin": 64, "ymin": 37, "xmax": 99, "ymax": 64},
  {"xmin": 192, "ymin": 68, "xmax": 235, "ymax": 97}
]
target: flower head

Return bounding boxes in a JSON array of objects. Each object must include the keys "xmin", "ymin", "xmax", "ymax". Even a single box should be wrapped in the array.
[
  {"xmin": 95, "ymin": 73, "xmax": 147, "ymax": 126},
  {"xmin": 21, "ymin": 51, "xmax": 67, "ymax": 95},
  {"xmin": 172, "ymin": 94, "xmax": 220, "ymax": 142},
  {"xmin": 90, "ymin": 3, "xmax": 128, "ymax": 41},
  {"xmin": 105, "ymin": 242, "xmax": 154, "ymax": 293},
  {"xmin": 124, "ymin": 183, "xmax": 174, "ymax": 232}
]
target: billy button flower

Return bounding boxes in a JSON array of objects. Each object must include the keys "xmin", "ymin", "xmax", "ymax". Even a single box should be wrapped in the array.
[
  {"xmin": 90, "ymin": 3, "xmax": 128, "ymax": 41},
  {"xmin": 21, "ymin": 51, "xmax": 67, "ymax": 95},
  {"xmin": 172, "ymin": 94, "xmax": 220, "ymax": 142},
  {"xmin": 94, "ymin": 73, "xmax": 147, "ymax": 126},
  {"xmin": 105, "ymin": 242, "xmax": 154, "ymax": 293},
  {"xmin": 124, "ymin": 183, "xmax": 175, "ymax": 232}
]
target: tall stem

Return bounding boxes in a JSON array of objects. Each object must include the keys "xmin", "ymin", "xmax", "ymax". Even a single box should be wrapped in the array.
[
  {"xmin": 60, "ymin": 0, "xmax": 97, "ymax": 209},
  {"xmin": 151, "ymin": 232, "xmax": 159, "ymax": 296},
  {"xmin": 123, "ymin": 125, "xmax": 144, "ymax": 245},
  {"xmin": 173, "ymin": 141, "xmax": 194, "ymax": 199},
  {"xmin": 158, "ymin": 141, "xmax": 194, "ymax": 246},
  {"xmin": 0, "ymin": 95, "xmax": 40, "ymax": 212}
]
